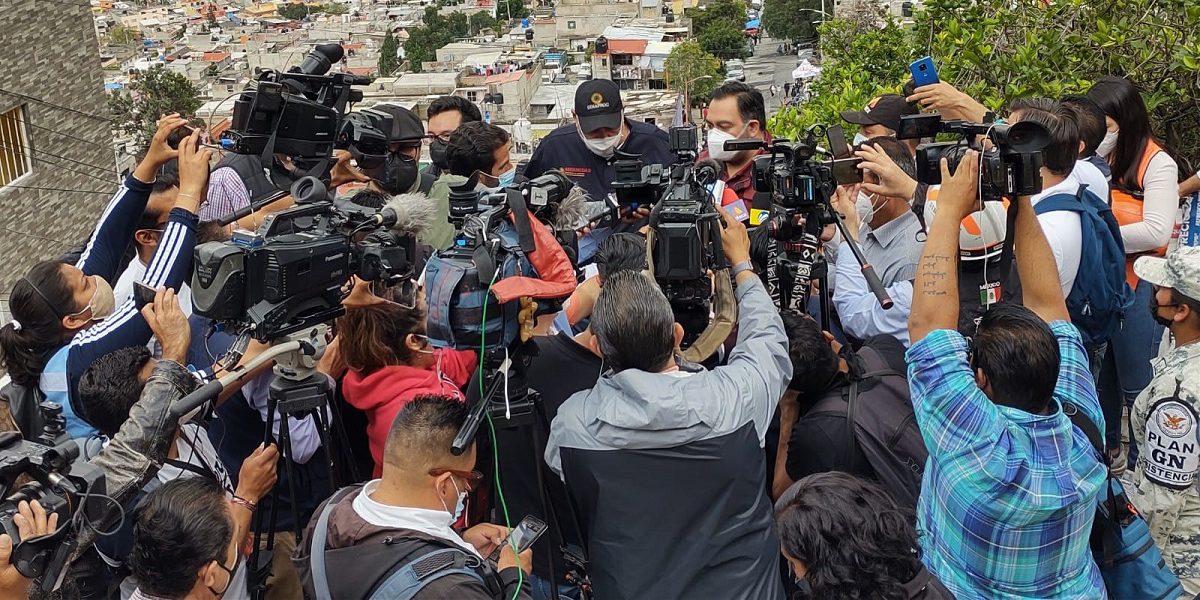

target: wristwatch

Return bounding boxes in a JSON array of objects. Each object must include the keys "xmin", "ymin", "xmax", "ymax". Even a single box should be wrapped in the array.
[{"xmin": 731, "ymin": 260, "xmax": 755, "ymax": 277}]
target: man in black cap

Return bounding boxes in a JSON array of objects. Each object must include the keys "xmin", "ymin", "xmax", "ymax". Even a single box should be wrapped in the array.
[
  {"xmin": 841, "ymin": 94, "xmax": 920, "ymax": 155},
  {"xmin": 523, "ymin": 80, "xmax": 672, "ymax": 262},
  {"xmin": 334, "ymin": 103, "xmax": 436, "ymax": 197}
]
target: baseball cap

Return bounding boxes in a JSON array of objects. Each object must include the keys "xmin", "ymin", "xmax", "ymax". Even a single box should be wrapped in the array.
[
  {"xmin": 1134, "ymin": 247, "xmax": 1200, "ymax": 301},
  {"xmin": 841, "ymin": 94, "xmax": 919, "ymax": 132},
  {"xmin": 369, "ymin": 103, "xmax": 426, "ymax": 146},
  {"xmin": 575, "ymin": 80, "xmax": 623, "ymax": 133}
]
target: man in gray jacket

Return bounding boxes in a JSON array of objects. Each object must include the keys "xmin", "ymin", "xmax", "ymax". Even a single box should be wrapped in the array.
[{"xmin": 545, "ymin": 212, "xmax": 792, "ymax": 600}]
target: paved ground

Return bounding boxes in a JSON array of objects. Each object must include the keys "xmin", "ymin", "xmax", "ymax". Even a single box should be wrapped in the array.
[{"xmin": 743, "ymin": 37, "xmax": 801, "ymax": 115}]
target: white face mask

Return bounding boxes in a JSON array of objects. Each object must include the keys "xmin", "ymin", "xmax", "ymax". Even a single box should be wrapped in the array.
[
  {"xmin": 437, "ymin": 476, "xmax": 468, "ymax": 524},
  {"xmin": 1096, "ymin": 130, "xmax": 1119, "ymax": 158},
  {"xmin": 855, "ymin": 191, "xmax": 883, "ymax": 222},
  {"xmin": 578, "ymin": 124, "xmax": 623, "ymax": 159},
  {"xmin": 852, "ymin": 132, "xmax": 869, "ymax": 147},
  {"xmin": 707, "ymin": 125, "xmax": 749, "ymax": 162}
]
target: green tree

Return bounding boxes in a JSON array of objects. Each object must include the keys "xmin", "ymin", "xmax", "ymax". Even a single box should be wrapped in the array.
[
  {"xmin": 664, "ymin": 41, "xmax": 723, "ymax": 106},
  {"xmin": 107, "ymin": 65, "xmax": 202, "ymax": 153},
  {"xmin": 698, "ymin": 21, "xmax": 749, "ymax": 60},
  {"xmin": 469, "ymin": 11, "xmax": 497, "ymax": 35},
  {"xmin": 446, "ymin": 11, "xmax": 470, "ymax": 38},
  {"xmin": 403, "ymin": 25, "xmax": 451, "ymax": 73},
  {"xmin": 276, "ymin": 3, "xmax": 310, "ymax": 20},
  {"xmin": 495, "ymin": 0, "xmax": 529, "ymax": 22},
  {"xmin": 689, "ymin": 0, "xmax": 746, "ymax": 37},
  {"xmin": 105, "ymin": 23, "xmax": 139, "ymax": 45},
  {"xmin": 323, "ymin": 2, "xmax": 349, "ymax": 15},
  {"xmin": 379, "ymin": 28, "xmax": 400, "ymax": 76},
  {"xmin": 761, "ymin": 0, "xmax": 823, "ymax": 43},
  {"xmin": 770, "ymin": 0, "xmax": 1200, "ymax": 157}
]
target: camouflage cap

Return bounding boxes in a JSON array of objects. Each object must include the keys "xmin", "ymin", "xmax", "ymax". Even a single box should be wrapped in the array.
[{"xmin": 1135, "ymin": 247, "xmax": 1200, "ymax": 302}]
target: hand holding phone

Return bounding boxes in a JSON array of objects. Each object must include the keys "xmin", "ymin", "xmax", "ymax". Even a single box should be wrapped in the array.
[
  {"xmin": 487, "ymin": 515, "xmax": 548, "ymax": 562},
  {"xmin": 133, "ymin": 282, "xmax": 157, "ymax": 309},
  {"xmin": 910, "ymin": 56, "xmax": 940, "ymax": 87}
]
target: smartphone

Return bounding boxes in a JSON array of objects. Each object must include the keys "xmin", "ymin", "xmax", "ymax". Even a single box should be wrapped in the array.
[
  {"xmin": 133, "ymin": 282, "xmax": 157, "ymax": 309},
  {"xmin": 827, "ymin": 124, "xmax": 852, "ymax": 158},
  {"xmin": 910, "ymin": 56, "xmax": 940, "ymax": 87},
  {"xmin": 488, "ymin": 515, "xmax": 549, "ymax": 561},
  {"xmin": 830, "ymin": 156, "xmax": 865, "ymax": 185}
]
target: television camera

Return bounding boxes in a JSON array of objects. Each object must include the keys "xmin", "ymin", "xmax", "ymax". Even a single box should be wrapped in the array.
[
  {"xmin": 896, "ymin": 112, "xmax": 1050, "ymax": 202},
  {"xmin": 0, "ymin": 429, "xmax": 105, "ymax": 594},
  {"xmin": 609, "ymin": 125, "xmax": 735, "ymax": 354},
  {"xmin": 724, "ymin": 124, "xmax": 892, "ymax": 321}
]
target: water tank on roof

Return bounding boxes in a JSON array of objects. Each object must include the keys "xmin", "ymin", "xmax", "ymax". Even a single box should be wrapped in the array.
[{"xmin": 595, "ymin": 36, "xmax": 608, "ymax": 54}]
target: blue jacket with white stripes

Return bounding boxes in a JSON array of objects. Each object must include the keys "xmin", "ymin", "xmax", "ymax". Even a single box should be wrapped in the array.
[{"xmin": 39, "ymin": 173, "xmax": 198, "ymax": 437}]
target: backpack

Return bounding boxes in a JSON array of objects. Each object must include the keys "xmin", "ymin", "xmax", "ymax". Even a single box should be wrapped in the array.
[
  {"xmin": 213, "ymin": 153, "xmax": 282, "ymax": 206},
  {"xmin": 807, "ymin": 344, "xmax": 928, "ymax": 511},
  {"xmin": 425, "ymin": 195, "xmax": 541, "ymax": 351},
  {"xmin": 306, "ymin": 486, "xmax": 493, "ymax": 600},
  {"xmin": 1034, "ymin": 184, "xmax": 1133, "ymax": 347},
  {"xmin": 1062, "ymin": 402, "xmax": 1183, "ymax": 600}
]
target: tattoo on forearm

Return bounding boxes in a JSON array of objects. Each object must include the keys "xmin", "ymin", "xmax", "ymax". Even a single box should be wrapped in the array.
[{"xmin": 918, "ymin": 254, "xmax": 954, "ymax": 297}]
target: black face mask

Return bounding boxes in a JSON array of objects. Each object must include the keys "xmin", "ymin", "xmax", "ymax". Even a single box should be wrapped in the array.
[
  {"xmin": 1149, "ymin": 295, "xmax": 1179, "ymax": 328},
  {"xmin": 366, "ymin": 153, "xmax": 419, "ymax": 194},
  {"xmin": 429, "ymin": 138, "xmax": 450, "ymax": 170}
]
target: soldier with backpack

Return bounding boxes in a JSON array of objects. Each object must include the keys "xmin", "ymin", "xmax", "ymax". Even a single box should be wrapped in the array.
[
  {"xmin": 772, "ymin": 312, "xmax": 927, "ymax": 514},
  {"xmin": 297, "ymin": 396, "xmax": 533, "ymax": 600}
]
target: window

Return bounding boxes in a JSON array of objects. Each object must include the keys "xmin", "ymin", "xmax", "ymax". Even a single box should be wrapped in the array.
[
  {"xmin": 612, "ymin": 54, "xmax": 634, "ymax": 66},
  {"xmin": 567, "ymin": 20, "xmax": 576, "ymax": 29},
  {"xmin": 465, "ymin": 90, "xmax": 479, "ymax": 102},
  {"xmin": 0, "ymin": 105, "xmax": 31, "ymax": 188}
]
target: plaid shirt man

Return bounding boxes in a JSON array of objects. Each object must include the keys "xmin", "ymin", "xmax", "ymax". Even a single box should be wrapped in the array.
[
  {"xmin": 198, "ymin": 165, "xmax": 251, "ymax": 221},
  {"xmin": 906, "ymin": 320, "xmax": 1107, "ymax": 598}
]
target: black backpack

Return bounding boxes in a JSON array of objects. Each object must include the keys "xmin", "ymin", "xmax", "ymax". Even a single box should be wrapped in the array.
[{"xmin": 807, "ymin": 345, "xmax": 928, "ymax": 511}]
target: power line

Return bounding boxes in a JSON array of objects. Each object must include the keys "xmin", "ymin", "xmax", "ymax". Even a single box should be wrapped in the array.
[
  {"xmin": 0, "ymin": 144, "xmax": 118, "ymax": 186},
  {"xmin": 0, "ymin": 225, "xmax": 70, "ymax": 246},
  {"xmin": 0, "ymin": 88, "xmax": 111, "ymax": 123},
  {"xmin": 18, "ymin": 117, "xmax": 113, "ymax": 151},
  {"xmin": 1, "ymin": 184, "xmax": 113, "ymax": 196},
  {"xmin": 0, "ymin": 141, "xmax": 116, "ymax": 177}
]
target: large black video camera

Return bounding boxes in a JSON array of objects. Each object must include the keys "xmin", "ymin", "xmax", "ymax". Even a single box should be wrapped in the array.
[
  {"xmin": 0, "ymin": 432, "xmax": 104, "ymax": 593},
  {"xmin": 897, "ymin": 112, "xmax": 1049, "ymax": 202},
  {"xmin": 222, "ymin": 43, "xmax": 373, "ymax": 185},
  {"xmin": 191, "ymin": 191, "xmax": 422, "ymax": 342}
]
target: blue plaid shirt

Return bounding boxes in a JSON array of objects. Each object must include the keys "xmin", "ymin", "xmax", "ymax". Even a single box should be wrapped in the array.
[{"xmin": 906, "ymin": 321, "xmax": 1107, "ymax": 599}]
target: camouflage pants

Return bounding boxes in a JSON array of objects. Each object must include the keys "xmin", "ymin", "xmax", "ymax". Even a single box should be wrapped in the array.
[{"xmin": 1127, "ymin": 470, "xmax": 1200, "ymax": 596}]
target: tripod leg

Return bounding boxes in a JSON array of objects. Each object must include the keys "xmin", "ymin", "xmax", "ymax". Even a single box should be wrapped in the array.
[
  {"xmin": 312, "ymin": 408, "xmax": 338, "ymax": 497},
  {"xmin": 278, "ymin": 415, "xmax": 303, "ymax": 543},
  {"xmin": 819, "ymin": 271, "xmax": 831, "ymax": 332},
  {"xmin": 250, "ymin": 396, "xmax": 280, "ymax": 600}
]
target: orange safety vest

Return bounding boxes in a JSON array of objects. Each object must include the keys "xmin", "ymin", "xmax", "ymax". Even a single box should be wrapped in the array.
[{"xmin": 1110, "ymin": 139, "xmax": 1166, "ymax": 288}]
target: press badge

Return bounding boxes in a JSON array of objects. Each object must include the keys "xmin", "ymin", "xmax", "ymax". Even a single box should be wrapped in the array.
[{"xmin": 1143, "ymin": 397, "xmax": 1200, "ymax": 490}]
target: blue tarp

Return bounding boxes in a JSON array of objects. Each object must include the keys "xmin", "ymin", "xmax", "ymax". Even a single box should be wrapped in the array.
[
  {"xmin": 104, "ymin": 82, "xmax": 124, "ymax": 91},
  {"xmin": 744, "ymin": 18, "xmax": 761, "ymax": 29}
]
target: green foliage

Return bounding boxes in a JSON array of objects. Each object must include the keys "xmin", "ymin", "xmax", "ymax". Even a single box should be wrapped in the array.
[
  {"xmin": 469, "ymin": 10, "xmax": 498, "ymax": 35},
  {"xmin": 379, "ymin": 29, "xmax": 400, "ymax": 76},
  {"xmin": 105, "ymin": 23, "xmax": 139, "ymax": 45},
  {"xmin": 276, "ymin": 3, "xmax": 346, "ymax": 21},
  {"xmin": 689, "ymin": 0, "xmax": 747, "ymax": 37},
  {"xmin": 760, "ymin": 0, "xmax": 823, "ymax": 43},
  {"xmin": 664, "ymin": 41, "xmax": 723, "ymax": 103},
  {"xmin": 770, "ymin": 0, "xmax": 1200, "ymax": 160},
  {"xmin": 404, "ymin": 8, "xmax": 469, "ymax": 73},
  {"xmin": 496, "ymin": 0, "xmax": 529, "ymax": 21},
  {"xmin": 698, "ymin": 21, "xmax": 750, "ymax": 60},
  {"xmin": 107, "ymin": 65, "xmax": 202, "ymax": 153}
]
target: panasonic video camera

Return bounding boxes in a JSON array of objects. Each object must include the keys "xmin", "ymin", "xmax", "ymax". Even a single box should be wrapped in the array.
[
  {"xmin": 222, "ymin": 43, "xmax": 373, "ymax": 183},
  {"xmin": 191, "ymin": 197, "xmax": 420, "ymax": 342},
  {"xmin": 897, "ymin": 112, "xmax": 1050, "ymax": 202}
]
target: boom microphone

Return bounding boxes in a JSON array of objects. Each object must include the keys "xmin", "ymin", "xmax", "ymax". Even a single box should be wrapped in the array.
[
  {"xmin": 370, "ymin": 193, "xmax": 436, "ymax": 235},
  {"xmin": 695, "ymin": 158, "xmax": 723, "ymax": 187}
]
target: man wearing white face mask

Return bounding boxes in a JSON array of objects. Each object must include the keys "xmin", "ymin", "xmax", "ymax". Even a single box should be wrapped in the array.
[
  {"xmin": 700, "ymin": 82, "xmax": 770, "ymax": 204},
  {"xmin": 523, "ymin": 80, "xmax": 672, "ymax": 262},
  {"xmin": 299, "ymin": 396, "xmax": 534, "ymax": 600}
]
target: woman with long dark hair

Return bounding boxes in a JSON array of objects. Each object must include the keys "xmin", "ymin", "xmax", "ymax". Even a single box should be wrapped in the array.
[
  {"xmin": 1086, "ymin": 76, "xmax": 1180, "ymax": 467},
  {"xmin": 333, "ymin": 278, "xmax": 477, "ymax": 477},
  {"xmin": 0, "ymin": 117, "xmax": 208, "ymax": 440},
  {"xmin": 774, "ymin": 472, "xmax": 952, "ymax": 599}
]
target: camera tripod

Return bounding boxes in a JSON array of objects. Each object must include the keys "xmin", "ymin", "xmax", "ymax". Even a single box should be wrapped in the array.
[
  {"xmin": 451, "ymin": 342, "xmax": 594, "ymax": 599},
  {"xmin": 172, "ymin": 323, "xmax": 360, "ymax": 600}
]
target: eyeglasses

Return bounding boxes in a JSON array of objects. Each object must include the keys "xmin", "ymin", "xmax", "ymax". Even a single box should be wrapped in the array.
[
  {"xmin": 426, "ymin": 133, "xmax": 453, "ymax": 144},
  {"xmin": 428, "ymin": 468, "xmax": 483, "ymax": 490}
]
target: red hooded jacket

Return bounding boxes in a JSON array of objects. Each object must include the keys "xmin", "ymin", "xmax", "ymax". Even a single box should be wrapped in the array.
[{"xmin": 342, "ymin": 348, "xmax": 478, "ymax": 477}]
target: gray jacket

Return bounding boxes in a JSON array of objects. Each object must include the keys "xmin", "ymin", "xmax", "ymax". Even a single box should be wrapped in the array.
[{"xmin": 545, "ymin": 276, "xmax": 790, "ymax": 600}]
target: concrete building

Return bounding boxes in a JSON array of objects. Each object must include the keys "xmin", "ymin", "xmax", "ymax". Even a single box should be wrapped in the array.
[
  {"xmin": 0, "ymin": 0, "xmax": 116, "ymax": 296},
  {"xmin": 555, "ymin": 0, "xmax": 640, "ymax": 50}
]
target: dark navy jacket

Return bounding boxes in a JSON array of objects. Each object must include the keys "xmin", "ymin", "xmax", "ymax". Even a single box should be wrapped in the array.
[
  {"xmin": 546, "ymin": 277, "xmax": 791, "ymax": 600},
  {"xmin": 522, "ymin": 119, "xmax": 673, "ymax": 201}
]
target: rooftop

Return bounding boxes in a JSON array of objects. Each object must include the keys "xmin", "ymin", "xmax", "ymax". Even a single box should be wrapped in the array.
[{"xmin": 605, "ymin": 39, "xmax": 648, "ymax": 55}]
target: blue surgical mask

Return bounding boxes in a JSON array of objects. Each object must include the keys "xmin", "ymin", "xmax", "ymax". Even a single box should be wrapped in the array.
[
  {"xmin": 439, "ymin": 477, "xmax": 468, "ymax": 524},
  {"xmin": 497, "ymin": 165, "xmax": 516, "ymax": 188},
  {"xmin": 852, "ymin": 132, "xmax": 868, "ymax": 147}
]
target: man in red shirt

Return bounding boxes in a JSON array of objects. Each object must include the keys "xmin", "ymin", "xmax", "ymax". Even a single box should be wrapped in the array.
[{"xmin": 700, "ymin": 82, "xmax": 771, "ymax": 205}]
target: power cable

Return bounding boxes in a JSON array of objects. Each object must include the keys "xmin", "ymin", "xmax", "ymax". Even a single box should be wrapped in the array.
[
  {"xmin": 18, "ymin": 117, "xmax": 113, "ymax": 151},
  {"xmin": 0, "ymin": 141, "xmax": 116, "ymax": 177},
  {"xmin": 1, "ymin": 184, "xmax": 114, "ymax": 196},
  {"xmin": 0, "ymin": 144, "xmax": 118, "ymax": 186},
  {"xmin": 0, "ymin": 88, "xmax": 112, "ymax": 123}
]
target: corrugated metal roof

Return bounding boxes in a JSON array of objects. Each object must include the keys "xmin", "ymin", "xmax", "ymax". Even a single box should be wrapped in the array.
[{"xmin": 605, "ymin": 39, "xmax": 648, "ymax": 55}]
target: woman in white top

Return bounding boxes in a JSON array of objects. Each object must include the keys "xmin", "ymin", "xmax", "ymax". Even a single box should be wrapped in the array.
[{"xmin": 1087, "ymin": 75, "xmax": 1180, "ymax": 468}]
